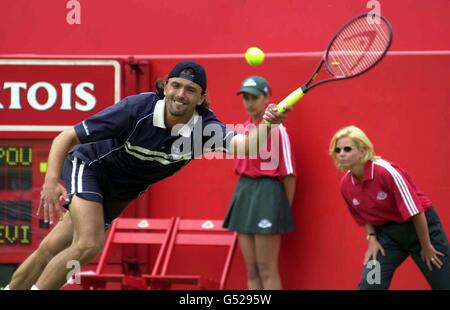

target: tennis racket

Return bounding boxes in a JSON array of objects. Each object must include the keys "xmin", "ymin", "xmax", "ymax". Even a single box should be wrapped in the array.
[{"xmin": 266, "ymin": 13, "xmax": 393, "ymax": 122}]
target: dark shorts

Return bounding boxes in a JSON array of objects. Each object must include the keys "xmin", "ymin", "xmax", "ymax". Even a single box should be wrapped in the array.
[
  {"xmin": 62, "ymin": 154, "xmax": 131, "ymax": 226},
  {"xmin": 223, "ymin": 175, "xmax": 295, "ymax": 234}
]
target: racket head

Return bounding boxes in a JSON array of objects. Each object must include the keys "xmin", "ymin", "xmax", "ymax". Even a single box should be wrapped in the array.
[{"xmin": 324, "ymin": 13, "xmax": 393, "ymax": 79}]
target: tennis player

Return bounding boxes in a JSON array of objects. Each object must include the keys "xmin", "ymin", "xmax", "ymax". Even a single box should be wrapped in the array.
[{"xmin": 5, "ymin": 61, "xmax": 290, "ymax": 290}]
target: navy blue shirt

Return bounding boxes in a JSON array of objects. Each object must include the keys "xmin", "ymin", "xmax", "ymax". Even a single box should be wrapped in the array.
[{"xmin": 71, "ymin": 92, "xmax": 235, "ymax": 201}]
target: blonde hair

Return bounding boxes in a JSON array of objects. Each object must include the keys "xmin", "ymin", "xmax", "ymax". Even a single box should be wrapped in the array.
[{"xmin": 329, "ymin": 125, "xmax": 380, "ymax": 164}]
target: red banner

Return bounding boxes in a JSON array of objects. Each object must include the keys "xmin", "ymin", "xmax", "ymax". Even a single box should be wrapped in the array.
[{"xmin": 0, "ymin": 59, "xmax": 121, "ymax": 137}]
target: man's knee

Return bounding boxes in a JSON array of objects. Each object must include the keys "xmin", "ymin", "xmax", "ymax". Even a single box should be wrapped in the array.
[
  {"xmin": 36, "ymin": 239, "xmax": 61, "ymax": 264},
  {"xmin": 74, "ymin": 238, "xmax": 104, "ymax": 263}
]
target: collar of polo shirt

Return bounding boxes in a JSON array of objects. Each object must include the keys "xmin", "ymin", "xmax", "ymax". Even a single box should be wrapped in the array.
[
  {"xmin": 153, "ymin": 99, "xmax": 199, "ymax": 138},
  {"xmin": 350, "ymin": 161, "xmax": 375, "ymax": 185}
]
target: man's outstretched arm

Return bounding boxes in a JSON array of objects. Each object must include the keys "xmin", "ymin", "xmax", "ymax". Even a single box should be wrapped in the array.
[{"xmin": 229, "ymin": 103, "xmax": 291, "ymax": 156}]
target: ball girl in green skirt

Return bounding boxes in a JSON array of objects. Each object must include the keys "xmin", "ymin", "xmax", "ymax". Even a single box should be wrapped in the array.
[{"xmin": 223, "ymin": 76, "xmax": 296, "ymax": 289}]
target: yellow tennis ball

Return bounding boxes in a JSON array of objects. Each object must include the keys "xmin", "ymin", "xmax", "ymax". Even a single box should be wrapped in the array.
[{"xmin": 245, "ymin": 47, "xmax": 265, "ymax": 66}]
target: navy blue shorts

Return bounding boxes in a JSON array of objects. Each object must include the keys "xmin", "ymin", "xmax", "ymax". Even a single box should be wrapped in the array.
[{"xmin": 62, "ymin": 154, "xmax": 130, "ymax": 226}]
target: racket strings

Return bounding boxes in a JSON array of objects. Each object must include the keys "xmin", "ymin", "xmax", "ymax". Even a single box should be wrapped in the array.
[
  {"xmin": 327, "ymin": 16, "xmax": 391, "ymax": 77},
  {"xmin": 346, "ymin": 19, "xmax": 389, "ymax": 69}
]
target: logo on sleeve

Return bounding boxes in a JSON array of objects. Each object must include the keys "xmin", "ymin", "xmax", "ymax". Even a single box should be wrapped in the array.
[
  {"xmin": 352, "ymin": 198, "xmax": 360, "ymax": 206},
  {"xmin": 376, "ymin": 191, "xmax": 388, "ymax": 200}
]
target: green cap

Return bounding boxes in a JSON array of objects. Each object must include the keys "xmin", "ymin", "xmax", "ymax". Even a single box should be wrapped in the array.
[{"xmin": 237, "ymin": 76, "xmax": 270, "ymax": 96}]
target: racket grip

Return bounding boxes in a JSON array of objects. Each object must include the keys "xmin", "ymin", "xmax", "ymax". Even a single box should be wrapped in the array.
[
  {"xmin": 263, "ymin": 87, "xmax": 305, "ymax": 124},
  {"xmin": 277, "ymin": 87, "xmax": 305, "ymax": 112}
]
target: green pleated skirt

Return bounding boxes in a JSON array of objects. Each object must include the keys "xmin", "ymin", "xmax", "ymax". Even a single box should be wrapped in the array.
[{"xmin": 223, "ymin": 175, "xmax": 295, "ymax": 234}]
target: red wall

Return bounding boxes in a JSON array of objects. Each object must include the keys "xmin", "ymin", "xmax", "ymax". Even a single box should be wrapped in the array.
[
  {"xmin": 1, "ymin": 0, "xmax": 450, "ymax": 289},
  {"xmin": 1, "ymin": 0, "xmax": 450, "ymax": 53}
]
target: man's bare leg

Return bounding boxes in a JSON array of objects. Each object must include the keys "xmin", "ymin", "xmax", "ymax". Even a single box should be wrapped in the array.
[
  {"xmin": 8, "ymin": 212, "xmax": 74, "ymax": 290},
  {"xmin": 34, "ymin": 196, "xmax": 105, "ymax": 289}
]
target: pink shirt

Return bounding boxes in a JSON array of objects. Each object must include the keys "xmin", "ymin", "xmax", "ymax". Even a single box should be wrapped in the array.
[
  {"xmin": 340, "ymin": 159, "xmax": 432, "ymax": 226},
  {"xmin": 234, "ymin": 118, "xmax": 296, "ymax": 179}
]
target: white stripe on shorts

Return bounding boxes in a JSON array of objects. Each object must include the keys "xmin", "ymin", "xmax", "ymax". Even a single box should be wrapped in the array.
[
  {"xmin": 70, "ymin": 157, "xmax": 77, "ymax": 194},
  {"xmin": 77, "ymin": 162, "xmax": 85, "ymax": 193}
]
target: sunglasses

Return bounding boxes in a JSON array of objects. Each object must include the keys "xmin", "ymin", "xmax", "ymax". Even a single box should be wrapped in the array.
[{"xmin": 334, "ymin": 146, "xmax": 353, "ymax": 154}]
